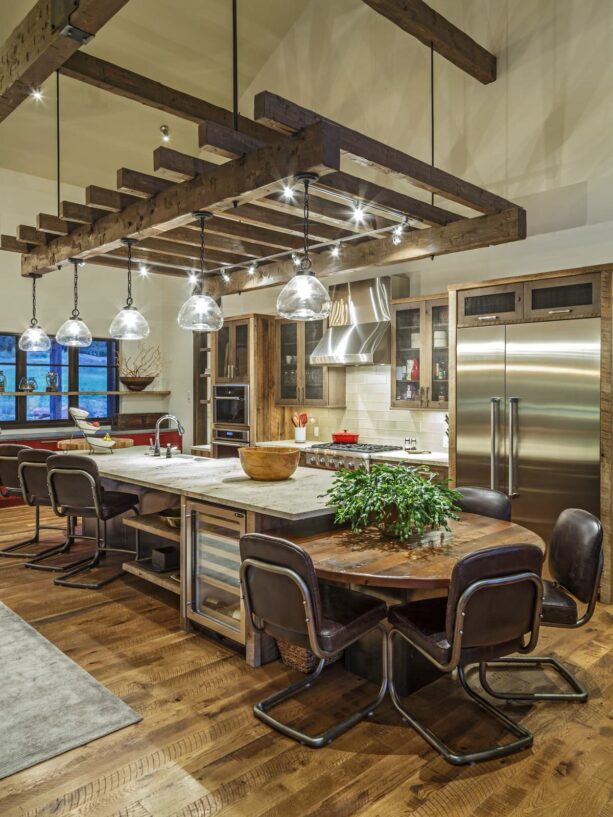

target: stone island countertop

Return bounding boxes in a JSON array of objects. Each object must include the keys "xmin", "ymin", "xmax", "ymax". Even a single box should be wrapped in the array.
[{"xmin": 80, "ymin": 446, "xmax": 336, "ymax": 522}]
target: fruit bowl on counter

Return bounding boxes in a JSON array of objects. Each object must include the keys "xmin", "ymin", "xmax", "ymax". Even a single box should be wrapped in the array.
[{"xmin": 239, "ymin": 447, "xmax": 300, "ymax": 481}]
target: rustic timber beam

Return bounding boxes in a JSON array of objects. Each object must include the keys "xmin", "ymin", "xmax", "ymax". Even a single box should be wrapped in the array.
[
  {"xmin": 208, "ymin": 208, "xmax": 526, "ymax": 298},
  {"xmin": 59, "ymin": 51, "xmax": 277, "ymax": 143},
  {"xmin": 136, "ymin": 237, "xmax": 251, "ymax": 267},
  {"xmin": 153, "ymin": 147, "xmax": 216, "ymax": 181},
  {"xmin": 0, "ymin": 0, "xmax": 129, "ymax": 122},
  {"xmin": 21, "ymin": 121, "xmax": 340, "ymax": 275},
  {"xmin": 85, "ymin": 185, "xmax": 140, "ymax": 211},
  {"xmin": 199, "ymin": 119, "xmax": 458, "ymax": 227},
  {"xmin": 254, "ymin": 91, "xmax": 514, "ymax": 214},
  {"xmin": 116, "ymin": 168, "xmax": 173, "ymax": 197},
  {"xmin": 161, "ymin": 226, "xmax": 273, "ymax": 259},
  {"xmin": 90, "ymin": 255, "xmax": 187, "ymax": 278},
  {"xmin": 203, "ymin": 218, "xmax": 305, "ymax": 251},
  {"xmin": 36, "ymin": 213, "xmax": 79, "ymax": 235},
  {"xmin": 17, "ymin": 225, "xmax": 48, "ymax": 245},
  {"xmin": 59, "ymin": 201, "xmax": 107, "ymax": 224},
  {"xmin": 1, "ymin": 235, "xmax": 32, "ymax": 253},
  {"xmin": 361, "ymin": 0, "xmax": 496, "ymax": 84},
  {"xmin": 221, "ymin": 202, "xmax": 353, "ymax": 243},
  {"xmin": 105, "ymin": 245, "xmax": 230, "ymax": 271}
]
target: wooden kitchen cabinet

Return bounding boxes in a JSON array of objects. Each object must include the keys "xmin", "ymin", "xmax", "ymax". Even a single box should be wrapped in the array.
[
  {"xmin": 276, "ymin": 319, "xmax": 345, "ymax": 407},
  {"xmin": 215, "ymin": 319, "xmax": 250, "ymax": 383},
  {"xmin": 391, "ymin": 294, "xmax": 449, "ymax": 410}
]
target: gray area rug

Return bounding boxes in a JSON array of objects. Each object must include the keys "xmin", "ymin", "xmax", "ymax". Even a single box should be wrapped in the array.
[{"xmin": 0, "ymin": 602, "xmax": 142, "ymax": 780}]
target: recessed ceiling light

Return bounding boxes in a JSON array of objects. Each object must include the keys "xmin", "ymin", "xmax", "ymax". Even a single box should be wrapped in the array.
[{"xmin": 160, "ymin": 124, "xmax": 170, "ymax": 143}]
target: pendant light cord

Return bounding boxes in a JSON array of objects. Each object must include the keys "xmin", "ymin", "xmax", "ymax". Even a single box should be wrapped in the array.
[
  {"xmin": 430, "ymin": 44, "xmax": 434, "ymax": 206},
  {"xmin": 303, "ymin": 178, "xmax": 311, "ymax": 264},
  {"xmin": 232, "ymin": 0, "xmax": 238, "ymax": 131},
  {"xmin": 198, "ymin": 215, "xmax": 206, "ymax": 294},
  {"xmin": 126, "ymin": 243, "xmax": 133, "ymax": 307},
  {"xmin": 56, "ymin": 71, "xmax": 61, "ymax": 216},
  {"xmin": 72, "ymin": 261, "xmax": 80, "ymax": 317},
  {"xmin": 31, "ymin": 277, "xmax": 39, "ymax": 326}
]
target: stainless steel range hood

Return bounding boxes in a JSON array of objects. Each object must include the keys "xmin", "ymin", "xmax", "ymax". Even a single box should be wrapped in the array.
[{"xmin": 310, "ymin": 276, "xmax": 409, "ymax": 366}]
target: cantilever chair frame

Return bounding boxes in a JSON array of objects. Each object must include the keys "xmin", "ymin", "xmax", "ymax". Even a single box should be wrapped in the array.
[
  {"xmin": 0, "ymin": 451, "xmax": 66, "ymax": 559},
  {"xmin": 240, "ymin": 557, "xmax": 388, "ymax": 748},
  {"xmin": 47, "ymin": 465, "xmax": 138, "ymax": 590},
  {"xmin": 388, "ymin": 571, "xmax": 544, "ymax": 766},
  {"xmin": 478, "ymin": 551, "xmax": 604, "ymax": 704}
]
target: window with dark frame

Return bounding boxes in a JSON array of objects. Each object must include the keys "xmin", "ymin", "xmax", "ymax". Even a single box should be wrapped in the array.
[{"xmin": 0, "ymin": 334, "xmax": 119, "ymax": 427}]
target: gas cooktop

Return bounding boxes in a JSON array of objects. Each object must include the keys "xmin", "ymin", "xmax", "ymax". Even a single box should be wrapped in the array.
[{"xmin": 309, "ymin": 443, "xmax": 402, "ymax": 454}]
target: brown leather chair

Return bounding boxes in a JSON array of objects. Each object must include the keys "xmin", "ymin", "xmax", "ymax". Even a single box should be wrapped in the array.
[
  {"xmin": 19, "ymin": 449, "xmax": 91, "ymax": 573},
  {"xmin": 0, "ymin": 443, "xmax": 44, "ymax": 558},
  {"xmin": 479, "ymin": 508, "xmax": 603, "ymax": 703},
  {"xmin": 240, "ymin": 532, "xmax": 388, "ymax": 748},
  {"xmin": 387, "ymin": 544, "xmax": 544, "ymax": 765},
  {"xmin": 455, "ymin": 486, "xmax": 512, "ymax": 521},
  {"xmin": 47, "ymin": 454, "xmax": 139, "ymax": 589}
]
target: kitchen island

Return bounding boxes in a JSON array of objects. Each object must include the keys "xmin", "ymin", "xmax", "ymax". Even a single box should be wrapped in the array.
[{"xmin": 80, "ymin": 446, "xmax": 336, "ymax": 665}]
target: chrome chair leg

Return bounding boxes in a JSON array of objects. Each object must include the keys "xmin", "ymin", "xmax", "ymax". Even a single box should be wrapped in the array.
[
  {"xmin": 387, "ymin": 630, "xmax": 533, "ymax": 766},
  {"xmin": 254, "ymin": 623, "xmax": 388, "ymax": 748},
  {"xmin": 0, "ymin": 504, "xmax": 66, "ymax": 560},
  {"xmin": 478, "ymin": 656, "xmax": 589, "ymax": 703},
  {"xmin": 25, "ymin": 517, "xmax": 93, "ymax": 573}
]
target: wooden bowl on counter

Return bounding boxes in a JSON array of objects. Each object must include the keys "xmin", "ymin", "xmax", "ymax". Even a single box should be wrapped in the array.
[{"xmin": 239, "ymin": 447, "xmax": 301, "ymax": 481}]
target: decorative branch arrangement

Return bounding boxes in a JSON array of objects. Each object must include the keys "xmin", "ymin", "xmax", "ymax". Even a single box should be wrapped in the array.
[{"xmin": 116, "ymin": 344, "xmax": 162, "ymax": 390}]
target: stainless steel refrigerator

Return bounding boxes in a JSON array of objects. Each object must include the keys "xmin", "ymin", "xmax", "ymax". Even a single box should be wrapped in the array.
[{"xmin": 456, "ymin": 318, "xmax": 600, "ymax": 540}]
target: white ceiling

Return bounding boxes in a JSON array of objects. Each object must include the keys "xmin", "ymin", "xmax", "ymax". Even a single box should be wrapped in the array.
[{"xmin": 0, "ymin": 0, "xmax": 305, "ymax": 189}]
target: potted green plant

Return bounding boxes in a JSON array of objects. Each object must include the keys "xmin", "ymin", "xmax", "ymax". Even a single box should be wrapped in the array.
[{"xmin": 323, "ymin": 463, "xmax": 461, "ymax": 542}]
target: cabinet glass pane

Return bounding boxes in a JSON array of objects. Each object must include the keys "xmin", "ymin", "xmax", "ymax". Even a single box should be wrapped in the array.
[
  {"xmin": 430, "ymin": 304, "xmax": 449, "ymax": 405},
  {"xmin": 464, "ymin": 291, "xmax": 516, "ymax": 317},
  {"xmin": 394, "ymin": 308, "xmax": 421, "ymax": 402},
  {"xmin": 234, "ymin": 323, "xmax": 249, "ymax": 380},
  {"xmin": 279, "ymin": 323, "xmax": 298, "ymax": 401},
  {"xmin": 193, "ymin": 514, "xmax": 241, "ymax": 634},
  {"xmin": 304, "ymin": 320, "xmax": 324, "ymax": 401},
  {"xmin": 531, "ymin": 282, "xmax": 592, "ymax": 311},
  {"xmin": 216, "ymin": 326, "xmax": 230, "ymax": 379}
]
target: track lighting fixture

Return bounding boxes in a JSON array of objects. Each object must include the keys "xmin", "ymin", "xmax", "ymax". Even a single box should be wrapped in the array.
[{"xmin": 160, "ymin": 124, "xmax": 170, "ymax": 142}]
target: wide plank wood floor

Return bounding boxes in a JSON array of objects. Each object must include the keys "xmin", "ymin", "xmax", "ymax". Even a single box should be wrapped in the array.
[{"xmin": 0, "ymin": 505, "xmax": 611, "ymax": 817}]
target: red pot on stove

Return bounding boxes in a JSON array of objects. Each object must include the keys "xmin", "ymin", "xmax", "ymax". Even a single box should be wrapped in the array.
[{"xmin": 331, "ymin": 430, "xmax": 360, "ymax": 444}]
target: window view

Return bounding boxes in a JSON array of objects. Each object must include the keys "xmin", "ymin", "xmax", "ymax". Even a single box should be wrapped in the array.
[{"xmin": 0, "ymin": 333, "xmax": 118, "ymax": 426}]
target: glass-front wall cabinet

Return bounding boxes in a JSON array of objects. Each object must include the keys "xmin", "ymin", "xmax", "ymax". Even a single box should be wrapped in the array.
[
  {"xmin": 184, "ymin": 500, "xmax": 246, "ymax": 644},
  {"xmin": 277, "ymin": 319, "xmax": 332, "ymax": 406},
  {"xmin": 215, "ymin": 319, "xmax": 250, "ymax": 383},
  {"xmin": 391, "ymin": 295, "xmax": 449, "ymax": 410}
]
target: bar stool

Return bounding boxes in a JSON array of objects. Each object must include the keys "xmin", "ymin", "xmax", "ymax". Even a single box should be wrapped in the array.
[
  {"xmin": 0, "ymin": 443, "xmax": 53, "ymax": 559},
  {"xmin": 455, "ymin": 486, "xmax": 512, "ymax": 521},
  {"xmin": 387, "ymin": 544, "xmax": 544, "ymax": 765},
  {"xmin": 240, "ymin": 532, "xmax": 388, "ymax": 748},
  {"xmin": 478, "ymin": 508, "xmax": 603, "ymax": 703},
  {"xmin": 47, "ymin": 454, "xmax": 140, "ymax": 589},
  {"xmin": 18, "ymin": 449, "xmax": 90, "ymax": 572}
]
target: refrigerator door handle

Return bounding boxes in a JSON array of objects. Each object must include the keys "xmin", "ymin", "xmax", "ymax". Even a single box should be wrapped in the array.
[
  {"xmin": 508, "ymin": 397, "xmax": 519, "ymax": 497},
  {"xmin": 490, "ymin": 397, "xmax": 500, "ymax": 490}
]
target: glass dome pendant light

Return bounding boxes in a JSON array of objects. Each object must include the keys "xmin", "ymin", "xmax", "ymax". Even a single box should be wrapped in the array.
[
  {"xmin": 177, "ymin": 210, "xmax": 224, "ymax": 332},
  {"xmin": 109, "ymin": 238, "xmax": 150, "ymax": 340},
  {"xmin": 277, "ymin": 173, "xmax": 331, "ymax": 321},
  {"xmin": 19, "ymin": 274, "xmax": 51, "ymax": 352},
  {"xmin": 56, "ymin": 258, "xmax": 93, "ymax": 347}
]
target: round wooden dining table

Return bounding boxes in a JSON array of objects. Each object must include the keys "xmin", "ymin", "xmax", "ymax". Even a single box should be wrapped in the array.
[
  {"xmin": 296, "ymin": 512, "xmax": 546, "ymax": 694},
  {"xmin": 299, "ymin": 512, "xmax": 546, "ymax": 589}
]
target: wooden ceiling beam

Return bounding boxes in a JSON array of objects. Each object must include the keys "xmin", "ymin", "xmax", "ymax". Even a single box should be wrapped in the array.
[
  {"xmin": 59, "ymin": 201, "xmax": 107, "ymax": 224},
  {"xmin": 17, "ymin": 225, "xmax": 48, "ymax": 245},
  {"xmin": 116, "ymin": 168, "xmax": 173, "ymax": 198},
  {"xmin": 90, "ymin": 255, "xmax": 187, "ymax": 278},
  {"xmin": 0, "ymin": 0, "xmax": 129, "ymax": 122},
  {"xmin": 220, "ymin": 202, "xmax": 353, "ymax": 243},
  {"xmin": 254, "ymin": 91, "xmax": 513, "ymax": 214},
  {"xmin": 361, "ymin": 0, "xmax": 496, "ymax": 84},
  {"xmin": 153, "ymin": 147, "xmax": 216, "ymax": 181},
  {"xmin": 1, "ymin": 235, "xmax": 32, "ymax": 253},
  {"xmin": 85, "ymin": 185, "xmax": 140, "ymax": 212},
  {"xmin": 59, "ymin": 51, "xmax": 277, "ymax": 144},
  {"xmin": 202, "ymin": 218, "xmax": 305, "ymax": 251},
  {"xmin": 259, "ymin": 193, "xmax": 395, "ymax": 232},
  {"xmin": 136, "ymin": 237, "xmax": 249, "ymax": 267},
  {"xmin": 200, "ymin": 118, "xmax": 461, "ymax": 227},
  {"xmin": 209, "ymin": 208, "xmax": 525, "ymax": 298},
  {"xmin": 161, "ymin": 226, "xmax": 273, "ymax": 259},
  {"xmin": 36, "ymin": 213, "xmax": 79, "ymax": 235},
  {"xmin": 21, "ymin": 121, "xmax": 340, "ymax": 274}
]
